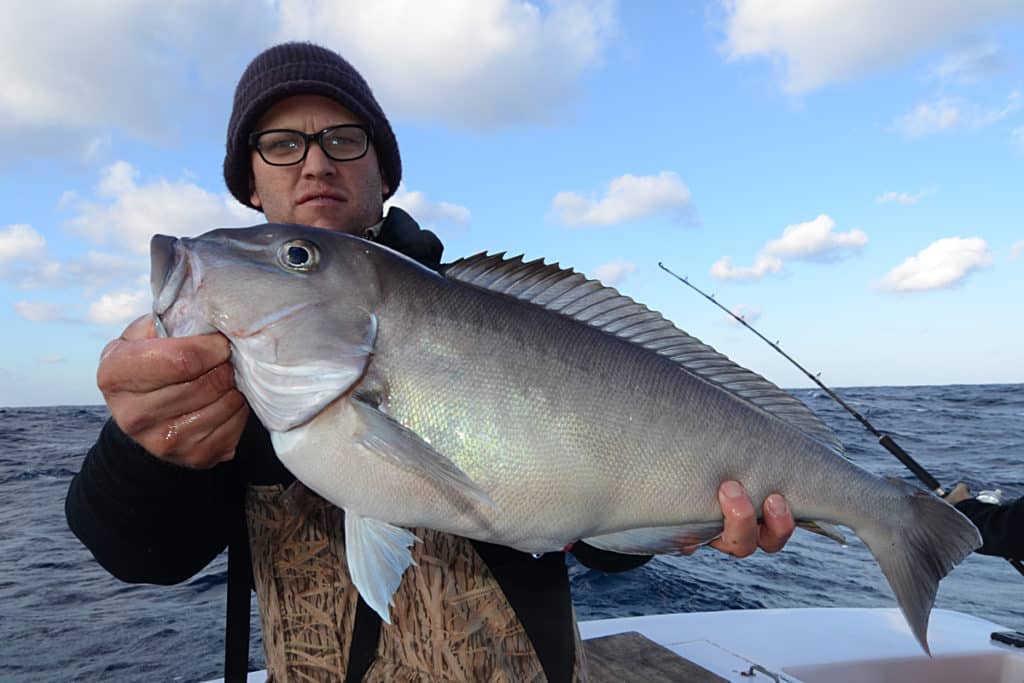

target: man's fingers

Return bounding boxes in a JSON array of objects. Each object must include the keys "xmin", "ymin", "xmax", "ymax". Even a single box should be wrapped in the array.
[
  {"xmin": 191, "ymin": 397, "xmax": 251, "ymax": 467},
  {"xmin": 109, "ymin": 362, "xmax": 238, "ymax": 436},
  {"xmin": 710, "ymin": 481, "xmax": 759, "ymax": 558},
  {"xmin": 122, "ymin": 314, "xmax": 160, "ymax": 341},
  {"xmin": 100, "ymin": 316, "xmax": 158, "ymax": 362},
  {"xmin": 758, "ymin": 494, "xmax": 794, "ymax": 554},
  {"xmin": 98, "ymin": 334, "xmax": 232, "ymax": 395},
  {"xmin": 134, "ymin": 388, "xmax": 249, "ymax": 466}
]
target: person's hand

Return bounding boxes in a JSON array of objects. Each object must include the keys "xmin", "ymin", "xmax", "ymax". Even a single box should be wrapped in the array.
[
  {"xmin": 97, "ymin": 314, "xmax": 249, "ymax": 468},
  {"xmin": 680, "ymin": 481, "xmax": 795, "ymax": 557},
  {"xmin": 944, "ymin": 482, "xmax": 973, "ymax": 504}
]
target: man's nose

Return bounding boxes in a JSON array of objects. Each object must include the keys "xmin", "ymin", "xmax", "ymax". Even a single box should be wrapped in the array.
[{"xmin": 301, "ymin": 141, "xmax": 336, "ymax": 176}]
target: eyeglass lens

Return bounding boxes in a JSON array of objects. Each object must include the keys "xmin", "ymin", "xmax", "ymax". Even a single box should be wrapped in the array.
[{"xmin": 255, "ymin": 126, "xmax": 368, "ymax": 165}]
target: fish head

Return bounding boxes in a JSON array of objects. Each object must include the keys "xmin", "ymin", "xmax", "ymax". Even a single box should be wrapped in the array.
[{"xmin": 150, "ymin": 224, "xmax": 381, "ymax": 432}]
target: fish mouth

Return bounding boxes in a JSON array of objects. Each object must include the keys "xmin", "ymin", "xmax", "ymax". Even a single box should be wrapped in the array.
[
  {"xmin": 151, "ymin": 235, "xmax": 185, "ymax": 313},
  {"xmin": 151, "ymin": 235, "xmax": 203, "ymax": 338}
]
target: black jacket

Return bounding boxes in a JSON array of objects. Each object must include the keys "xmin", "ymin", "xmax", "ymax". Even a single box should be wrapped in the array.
[
  {"xmin": 65, "ymin": 208, "xmax": 648, "ymax": 681},
  {"xmin": 956, "ymin": 497, "xmax": 1023, "ymax": 561}
]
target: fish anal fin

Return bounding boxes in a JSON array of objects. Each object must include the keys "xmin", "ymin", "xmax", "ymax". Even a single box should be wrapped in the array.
[
  {"xmin": 798, "ymin": 520, "xmax": 848, "ymax": 545},
  {"xmin": 583, "ymin": 523, "xmax": 724, "ymax": 556}
]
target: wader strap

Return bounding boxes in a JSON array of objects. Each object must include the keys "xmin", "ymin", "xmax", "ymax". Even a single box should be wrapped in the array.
[
  {"xmin": 344, "ymin": 595, "xmax": 382, "ymax": 682},
  {"xmin": 472, "ymin": 541, "xmax": 576, "ymax": 682},
  {"xmin": 225, "ymin": 502, "xmax": 252, "ymax": 682}
]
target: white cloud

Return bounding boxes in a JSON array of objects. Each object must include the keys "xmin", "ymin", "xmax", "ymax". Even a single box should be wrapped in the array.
[
  {"xmin": 278, "ymin": 0, "xmax": 616, "ymax": 127},
  {"xmin": 1, "ymin": 1, "xmax": 615, "ymax": 158},
  {"xmin": 0, "ymin": 2, "xmax": 273, "ymax": 149},
  {"xmin": 39, "ymin": 355, "xmax": 66, "ymax": 364},
  {"xmin": 0, "ymin": 225, "xmax": 56, "ymax": 289},
  {"xmin": 86, "ymin": 290, "xmax": 149, "ymax": 326},
  {"xmin": 876, "ymin": 191, "xmax": 927, "ymax": 206},
  {"xmin": 894, "ymin": 98, "xmax": 962, "ymax": 138},
  {"xmin": 98, "ymin": 160, "xmax": 138, "ymax": 198},
  {"xmin": 1013, "ymin": 126, "xmax": 1024, "ymax": 150},
  {"xmin": 591, "ymin": 260, "xmax": 635, "ymax": 286},
  {"xmin": 726, "ymin": 304, "xmax": 762, "ymax": 326},
  {"xmin": 386, "ymin": 188, "xmax": 471, "ymax": 236},
  {"xmin": 762, "ymin": 214, "xmax": 868, "ymax": 260},
  {"xmin": 710, "ymin": 254, "xmax": 783, "ymax": 281},
  {"xmin": 973, "ymin": 90, "xmax": 1023, "ymax": 128},
  {"xmin": 11, "ymin": 250, "xmax": 145, "ymax": 291},
  {"xmin": 67, "ymin": 161, "xmax": 263, "ymax": 253},
  {"xmin": 878, "ymin": 237, "xmax": 992, "ymax": 292},
  {"xmin": 719, "ymin": 0, "xmax": 1024, "ymax": 93},
  {"xmin": 712, "ymin": 214, "xmax": 867, "ymax": 282},
  {"xmin": 0, "ymin": 224, "xmax": 46, "ymax": 263},
  {"xmin": 14, "ymin": 301, "xmax": 62, "ymax": 322},
  {"xmin": 11, "ymin": 261, "xmax": 63, "ymax": 289},
  {"xmin": 553, "ymin": 172, "xmax": 692, "ymax": 227},
  {"xmin": 894, "ymin": 91, "xmax": 1022, "ymax": 138},
  {"xmin": 1010, "ymin": 240, "xmax": 1024, "ymax": 261},
  {"xmin": 931, "ymin": 42, "xmax": 1010, "ymax": 84}
]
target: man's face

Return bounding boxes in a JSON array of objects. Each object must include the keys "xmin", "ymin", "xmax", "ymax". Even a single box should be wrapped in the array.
[{"xmin": 249, "ymin": 94, "xmax": 389, "ymax": 234}]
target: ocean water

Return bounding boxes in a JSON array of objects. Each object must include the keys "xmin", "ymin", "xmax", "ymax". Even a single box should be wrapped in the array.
[{"xmin": 1, "ymin": 384, "xmax": 1021, "ymax": 682}]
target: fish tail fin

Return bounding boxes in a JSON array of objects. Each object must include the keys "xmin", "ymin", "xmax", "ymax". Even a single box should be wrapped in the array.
[{"xmin": 858, "ymin": 480, "xmax": 981, "ymax": 655}]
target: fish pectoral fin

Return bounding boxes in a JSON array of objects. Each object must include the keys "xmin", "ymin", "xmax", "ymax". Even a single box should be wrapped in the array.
[
  {"xmin": 349, "ymin": 398, "xmax": 495, "ymax": 509},
  {"xmin": 344, "ymin": 509, "xmax": 420, "ymax": 624},
  {"xmin": 583, "ymin": 522, "xmax": 724, "ymax": 556},
  {"xmin": 798, "ymin": 520, "xmax": 848, "ymax": 545}
]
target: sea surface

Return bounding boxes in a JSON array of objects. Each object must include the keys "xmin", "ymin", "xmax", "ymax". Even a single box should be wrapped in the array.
[{"xmin": 1, "ymin": 384, "xmax": 1022, "ymax": 681}]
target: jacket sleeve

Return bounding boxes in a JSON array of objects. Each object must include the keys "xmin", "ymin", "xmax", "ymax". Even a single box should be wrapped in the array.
[
  {"xmin": 65, "ymin": 417, "xmax": 240, "ymax": 584},
  {"xmin": 955, "ymin": 497, "xmax": 1023, "ymax": 561}
]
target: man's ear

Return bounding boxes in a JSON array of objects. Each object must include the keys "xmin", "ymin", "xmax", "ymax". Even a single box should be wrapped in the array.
[{"xmin": 249, "ymin": 176, "xmax": 262, "ymax": 209}]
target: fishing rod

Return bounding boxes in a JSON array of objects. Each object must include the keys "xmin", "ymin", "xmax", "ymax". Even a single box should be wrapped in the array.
[{"xmin": 658, "ymin": 262, "xmax": 1024, "ymax": 578}]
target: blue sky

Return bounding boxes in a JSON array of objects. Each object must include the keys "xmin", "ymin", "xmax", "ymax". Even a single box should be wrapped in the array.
[{"xmin": 2, "ymin": 1, "xmax": 1023, "ymax": 407}]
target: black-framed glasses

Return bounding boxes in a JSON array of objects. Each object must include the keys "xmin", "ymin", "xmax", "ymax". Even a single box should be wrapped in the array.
[{"xmin": 248, "ymin": 124, "xmax": 372, "ymax": 166}]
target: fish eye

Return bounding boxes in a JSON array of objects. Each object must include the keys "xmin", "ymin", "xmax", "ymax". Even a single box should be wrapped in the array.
[{"xmin": 278, "ymin": 240, "xmax": 319, "ymax": 272}]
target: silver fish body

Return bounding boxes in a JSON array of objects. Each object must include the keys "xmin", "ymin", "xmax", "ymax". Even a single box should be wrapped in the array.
[{"xmin": 151, "ymin": 224, "xmax": 980, "ymax": 650}]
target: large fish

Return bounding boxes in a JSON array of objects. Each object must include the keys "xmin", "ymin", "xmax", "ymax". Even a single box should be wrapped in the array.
[{"xmin": 151, "ymin": 224, "xmax": 980, "ymax": 652}]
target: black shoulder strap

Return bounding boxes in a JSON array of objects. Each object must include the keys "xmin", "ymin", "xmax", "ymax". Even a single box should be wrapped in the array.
[
  {"xmin": 224, "ymin": 502, "xmax": 252, "ymax": 682},
  {"xmin": 345, "ymin": 596, "xmax": 383, "ymax": 682}
]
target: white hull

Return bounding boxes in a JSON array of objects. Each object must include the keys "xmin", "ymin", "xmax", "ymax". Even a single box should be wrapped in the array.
[{"xmin": 208, "ymin": 607, "xmax": 1024, "ymax": 683}]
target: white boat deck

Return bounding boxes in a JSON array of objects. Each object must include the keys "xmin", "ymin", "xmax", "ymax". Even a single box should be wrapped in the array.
[{"xmin": 578, "ymin": 607, "xmax": 1024, "ymax": 682}]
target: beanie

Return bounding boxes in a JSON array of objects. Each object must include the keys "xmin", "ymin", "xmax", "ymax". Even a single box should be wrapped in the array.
[{"xmin": 224, "ymin": 42, "xmax": 401, "ymax": 208}]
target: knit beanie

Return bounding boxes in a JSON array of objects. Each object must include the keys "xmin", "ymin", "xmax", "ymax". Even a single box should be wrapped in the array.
[{"xmin": 224, "ymin": 42, "xmax": 401, "ymax": 209}]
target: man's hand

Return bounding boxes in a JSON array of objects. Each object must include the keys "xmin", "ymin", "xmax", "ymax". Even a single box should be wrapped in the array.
[
  {"xmin": 97, "ymin": 314, "xmax": 249, "ymax": 469},
  {"xmin": 944, "ymin": 482, "xmax": 973, "ymax": 504},
  {"xmin": 680, "ymin": 481, "xmax": 795, "ymax": 557}
]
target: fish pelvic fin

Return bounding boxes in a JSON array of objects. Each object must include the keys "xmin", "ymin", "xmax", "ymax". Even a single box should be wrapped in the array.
[
  {"xmin": 858, "ymin": 479, "xmax": 982, "ymax": 655},
  {"xmin": 344, "ymin": 509, "xmax": 420, "ymax": 624}
]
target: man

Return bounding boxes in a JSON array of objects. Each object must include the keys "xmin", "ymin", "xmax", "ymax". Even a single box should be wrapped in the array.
[{"xmin": 66, "ymin": 42, "xmax": 795, "ymax": 681}]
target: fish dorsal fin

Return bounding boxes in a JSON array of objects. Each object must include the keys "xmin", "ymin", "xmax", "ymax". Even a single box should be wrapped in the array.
[{"xmin": 443, "ymin": 253, "xmax": 844, "ymax": 454}]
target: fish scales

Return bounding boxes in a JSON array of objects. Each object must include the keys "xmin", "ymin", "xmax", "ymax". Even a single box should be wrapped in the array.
[{"xmin": 376, "ymin": 269, "xmax": 847, "ymax": 533}]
